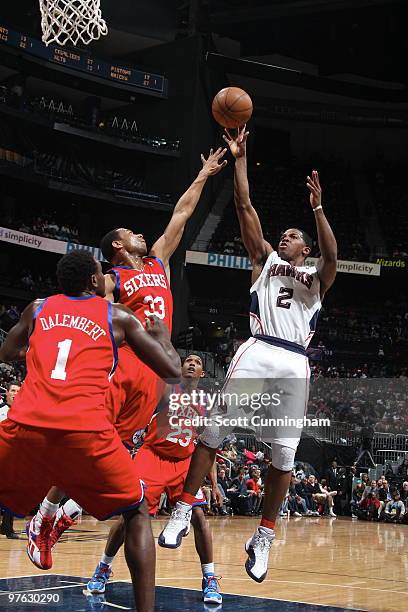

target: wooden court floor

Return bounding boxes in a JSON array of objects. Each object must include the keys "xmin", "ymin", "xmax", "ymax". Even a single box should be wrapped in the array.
[{"xmin": 1, "ymin": 515, "xmax": 407, "ymax": 611}]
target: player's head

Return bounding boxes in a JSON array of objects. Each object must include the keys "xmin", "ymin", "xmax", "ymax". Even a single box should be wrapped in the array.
[
  {"xmin": 100, "ymin": 228, "xmax": 147, "ymax": 263},
  {"xmin": 57, "ymin": 251, "xmax": 105, "ymax": 297},
  {"xmin": 278, "ymin": 228, "xmax": 312, "ymax": 262},
  {"xmin": 6, "ymin": 381, "xmax": 21, "ymax": 406},
  {"xmin": 182, "ymin": 354, "xmax": 205, "ymax": 381}
]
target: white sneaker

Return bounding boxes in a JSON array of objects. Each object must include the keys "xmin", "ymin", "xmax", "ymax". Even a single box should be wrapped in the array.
[
  {"xmin": 293, "ymin": 512, "xmax": 302, "ymax": 517},
  {"xmin": 245, "ymin": 527, "xmax": 274, "ymax": 583},
  {"xmin": 158, "ymin": 502, "xmax": 192, "ymax": 549},
  {"xmin": 329, "ymin": 510, "xmax": 336, "ymax": 517}
]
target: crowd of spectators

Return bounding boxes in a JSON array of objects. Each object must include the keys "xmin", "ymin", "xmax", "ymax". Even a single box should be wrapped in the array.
[
  {"xmin": 315, "ymin": 303, "xmax": 408, "ymax": 356},
  {"xmin": 209, "ymin": 158, "xmax": 369, "ymax": 262},
  {"xmin": 2, "ymin": 206, "xmax": 80, "ymax": 244},
  {"xmin": 370, "ymin": 163, "xmax": 408, "ymax": 261},
  {"xmin": 351, "ymin": 467, "xmax": 408, "ymax": 523}
]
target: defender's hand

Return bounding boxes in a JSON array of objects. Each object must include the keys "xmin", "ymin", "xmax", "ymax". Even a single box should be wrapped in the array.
[{"xmin": 200, "ymin": 147, "xmax": 228, "ymax": 177}]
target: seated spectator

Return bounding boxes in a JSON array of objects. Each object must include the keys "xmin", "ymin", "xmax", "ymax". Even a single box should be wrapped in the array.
[
  {"xmin": 399, "ymin": 481, "xmax": 408, "ymax": 503},
  {"xmin": 216, "ymin": 468, "xmax": 231, "ymax": 515},
  {"xmin": 287, "ymin": 475, "xmax": 315, "ymax": 516},
  {"xmin": 245, "ymin": 470, "xmax": 263, "ymax": 515},
  {"xmin": 377, "ymin": 479, "xmax": 392, "ymax": 515},
  {"xmin": 383, "ymin": 491, "xmax": 405, "ymax": 522},
  {"xmin": 351, "ymin": 483, "xmax": 366, "ymax": 516},
  {"xmin": 228, "ymin": 467, "xmax": 253, "ymax": 515},
  {"xmin": 305, "ymin": 475, "xmax": 337, "ymax": 517},
  {"xmin": 356, "ymin": 492, "xmax": 381, "ymax": 521}
]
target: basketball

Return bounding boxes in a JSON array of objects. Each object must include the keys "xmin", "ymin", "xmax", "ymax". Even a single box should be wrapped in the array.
[{"xmin": 212, "ymin": 87, "xmax": 253, "ymax": 129}]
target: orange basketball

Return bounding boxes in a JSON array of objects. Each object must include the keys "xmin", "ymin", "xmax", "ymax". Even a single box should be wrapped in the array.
[{"xmin": 212, "ymin": 87, "xmax": 253, "ymax": 129}]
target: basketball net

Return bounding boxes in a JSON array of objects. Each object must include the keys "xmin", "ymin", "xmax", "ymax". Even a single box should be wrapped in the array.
[{"xmin": 39, "ymin": 0, "xmax": 108, "ymax": 47}]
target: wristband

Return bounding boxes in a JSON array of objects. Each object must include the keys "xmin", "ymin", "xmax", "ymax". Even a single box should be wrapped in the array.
[{"xmin": 313, "ymin": 205, "xmax": 323, "ymax": 212}]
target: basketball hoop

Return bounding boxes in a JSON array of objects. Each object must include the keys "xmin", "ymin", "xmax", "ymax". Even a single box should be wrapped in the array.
[{"xmin": 39, "ymin": 0, "xmax": 108, "ymax": 47}]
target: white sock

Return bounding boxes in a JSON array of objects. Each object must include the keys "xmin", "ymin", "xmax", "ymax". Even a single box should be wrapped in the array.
[
  {"xmin": 177, "ymin": 501, "xmax": 192, "ymax": 512},
  {"xmin": 202, "ymin": 562, "xmax": 215, "ymax": 576},
  {"xmin": 101, "ymin": 554, "xmax": 115, "ymax": 566},
  {"xmin": 61, "ymin": 500, "xmax": 82, "ymax": 520},
  {"xmin": 34, "ymin": 498, "xmax": 59, "ymax": 534},
  {"xmin": 258, "ymin": 526, "xmax": 274, "ymax": 538},
  {"xmin": 40, "ymin": 497, "xmax": 59, "ymax": 518}
]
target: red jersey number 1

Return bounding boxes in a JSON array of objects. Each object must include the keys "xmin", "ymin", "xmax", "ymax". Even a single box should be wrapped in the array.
[{"xmin": 51, "ymin": 339, "xmax": 72, "ymax": 381}]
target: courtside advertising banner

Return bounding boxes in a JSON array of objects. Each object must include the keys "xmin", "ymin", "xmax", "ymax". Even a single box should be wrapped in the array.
[
  {"xmin": 185, "ymin": 250, "xmax": 381, "ymax": 276},
  {"xmin": 0, "ymin": 227, "xmax": 106, "ymax": 261}
]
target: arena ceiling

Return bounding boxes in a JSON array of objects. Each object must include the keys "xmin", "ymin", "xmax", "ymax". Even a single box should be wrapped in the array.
[{"xmin": 0, "ymin": 0, "xmax": 404, "ymax": 85}]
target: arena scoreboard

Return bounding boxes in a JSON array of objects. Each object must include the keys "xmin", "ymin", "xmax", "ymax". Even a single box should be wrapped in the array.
[{"xmin": 0, "ymin": 23, "xmax": 167, "ymax": 96}]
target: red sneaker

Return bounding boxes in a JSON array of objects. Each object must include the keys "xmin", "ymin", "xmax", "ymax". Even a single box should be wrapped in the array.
[
  {"xmin": 49, "ymin": 511, "xmax": 76, "ymax": 549},
  {"xmin": 26, "ymin": 515, "xmax": 54, "ymax": 570}
]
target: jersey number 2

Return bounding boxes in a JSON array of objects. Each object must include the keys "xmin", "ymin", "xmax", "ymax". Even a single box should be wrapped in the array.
[
  {"xmin": 51, "ymin": 339, "xmax": 72, "ymax": 381},
  {"xmin": 276, "ymin": 287, "xmax": 293, "ymax": 309}
]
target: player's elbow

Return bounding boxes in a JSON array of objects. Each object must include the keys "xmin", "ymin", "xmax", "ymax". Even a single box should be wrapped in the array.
[
  {"xmin": 324, "ymin": 253, "xmax": 337, "ymax": 265},
  {"xmin": 161, "ymin": 361, "xmax": 181, "ymax": 381}
]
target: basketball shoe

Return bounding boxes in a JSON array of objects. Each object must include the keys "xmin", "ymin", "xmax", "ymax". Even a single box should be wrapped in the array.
[
  {"xmin": 202, "ymin": 574, "xmax": 222, "ymax": 604},
  {"xmin": 87, "ymin": 562, "xmax": 113, "ymax": 594},
  {"xmin": 26, "ymin": 514, "xmax": 54, "ymax": 570},
  {"xmin": 158, "ymin": 502, "xmax": 192, "ymax": 548},
  {"xmin": 245, "ymin": 526, "xmax": 275, "ymax": 583},
  {"xmin": 49, "ymin": 508, "xmax": 77, "ymax": 549}
]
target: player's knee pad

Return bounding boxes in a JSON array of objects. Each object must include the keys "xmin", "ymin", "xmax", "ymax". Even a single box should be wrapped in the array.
[
  {"xmin": 198, "ymin": 422, "xmax": 223, "ymax": 449},
  {"xmin": 271, "ymin": 443, "xmax": 296, "ymax": 472}
]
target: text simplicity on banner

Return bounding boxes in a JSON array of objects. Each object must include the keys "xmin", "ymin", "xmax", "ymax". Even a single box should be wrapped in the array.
[
  {"xmin": 0, "ymin": 227, "xmax": 382, "ymax": 276},
  {"xmin": 185, "ymin": 251, "xmax": 381, "ymax": 276}
]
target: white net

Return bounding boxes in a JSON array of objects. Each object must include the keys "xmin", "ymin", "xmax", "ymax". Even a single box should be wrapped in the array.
[{"xmin": 39, "ymin": 0, "xmax": 108, "ymax": 47}]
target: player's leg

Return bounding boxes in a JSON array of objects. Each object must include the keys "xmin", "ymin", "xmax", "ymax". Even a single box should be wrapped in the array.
[
  {"xmin": 123, "ymin": 501, "xmax": 155, "ymax": 612},
  {"xmin": 0, "ymin": 421, "xmax": 62, "ymax": 569},
  {"xmin": 191, "ymin": 506, "xmax": 222, "ymax": 604},
  {"xmin": 86, "ymin": 517, "xmax": 125, "ymax": 593},
  {"xmin": 245, "ymin": 444, "xmax": 294, "ymax": 583},
  {"xmin": 87, "ymin": 444, "xmax": 163, "ymax": 594},
  {"xmin": 158, "ymin": 442, "xmax": 218, "ymax": 548},
  {"xmin": 59, "ymin": 429, "xmax": 154, "ymax": 609},
  {"xmin": 27, "ymin": 486, "xmax": 82, "ymax": 569},
  {"xmin": 245, "ymin": 344, "xmax": 311, "ymax": 583}
]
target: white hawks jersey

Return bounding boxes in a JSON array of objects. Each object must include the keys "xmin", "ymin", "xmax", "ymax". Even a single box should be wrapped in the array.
[{"xmin": 250, "ymin": 250, "xmax": 321, "ymax": 350}]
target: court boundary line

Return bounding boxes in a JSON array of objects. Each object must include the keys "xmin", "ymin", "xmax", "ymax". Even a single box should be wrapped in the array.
[{"xmin": 152, "ymin": 581, "xmax": 369, "ymax": 610}]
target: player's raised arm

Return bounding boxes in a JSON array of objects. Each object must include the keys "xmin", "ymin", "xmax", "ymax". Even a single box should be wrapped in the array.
[
  {"xmin": 150, "ymin": 148, "xmax": 228, "ymax": 271},
  {"xmin": 0, "ymin": 301, "xmax": 41, "ymax": 362},
  {"xmin": 112, "ymin": 305, "xmax": 181, "ymax": 380},
  {"xmin": 306, "ymin": 170, "xmax": 337, "ymax": 298},
  {"xmin": 223, "ymin": 126, "xmax": 273, "ymax": 282}
]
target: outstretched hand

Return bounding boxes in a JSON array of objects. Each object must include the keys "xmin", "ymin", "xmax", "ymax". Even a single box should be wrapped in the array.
[
  {"xmin": 222, "ymin": 125, "xmax": 249, "ymax": 159},
  {"xmin": 200, "ymin": 147, "xmax": 228, "ymax": 177},
  {"xmin": 306, "ymin": 170, "xmax": 322, "ymax": 209}
]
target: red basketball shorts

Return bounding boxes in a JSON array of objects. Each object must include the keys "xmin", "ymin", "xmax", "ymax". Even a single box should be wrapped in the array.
[
  {"xmin": 0, "ymin": 419, "xmax": 144, "ymax": 520},
  {"xmin": 134, "ymin": 444, "xmax": 206, "ymax": 515},
  {"xmin": 107, "ymin": 345, "xmax": 165, "ymax": 446}
]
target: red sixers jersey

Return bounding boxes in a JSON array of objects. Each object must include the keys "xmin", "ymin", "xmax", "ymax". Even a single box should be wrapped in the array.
[
  {"xmin": 142, "ymin": 384, "xmax": 206, "ymax": 460},
  {"xmin": 9, "ymin": 294, "xmax": 118, "ymax": 431},
  {"xmin": 109, "ymin": 257, "xmax": 173, "ymax": 332}
]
